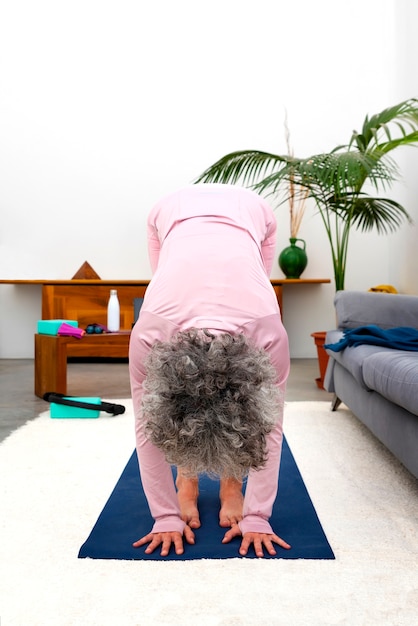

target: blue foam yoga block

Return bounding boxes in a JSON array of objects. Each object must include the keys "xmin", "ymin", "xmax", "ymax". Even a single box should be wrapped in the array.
[
  {"xmin": 37, "ymin": 319, "xmax": 78, "ymax": 335},
  {"xmin": 50, "ymin": 397, "xmax": 101, "ymax": 419}
]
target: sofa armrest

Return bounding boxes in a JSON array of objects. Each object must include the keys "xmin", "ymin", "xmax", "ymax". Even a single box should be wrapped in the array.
[{"xmin": 334, "ymin": 290, "xmax": 418, "ymax": 330}]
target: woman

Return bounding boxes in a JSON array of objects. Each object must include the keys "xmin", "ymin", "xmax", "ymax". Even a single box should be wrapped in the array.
[{"xmin": 129, "ymin": 183, "xmax": 291, "ymax": 558}]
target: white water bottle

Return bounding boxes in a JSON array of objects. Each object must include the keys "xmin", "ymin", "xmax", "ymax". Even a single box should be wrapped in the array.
[{"xmin": 107, "ymin": 289, "xmax": 120, "ymax": 331}]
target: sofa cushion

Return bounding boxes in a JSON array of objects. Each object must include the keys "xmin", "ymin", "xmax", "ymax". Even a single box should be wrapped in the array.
[
  {"xmin": 325, "ymin": 330, "xmax": 394, "ymax": 389},
  {"xmin": 334, "ymin": 291, "xmax": 418, "ymax": 330},
  {"xmin": 362, "ymin": 351, "xmax": 418, "ymax": 417}
]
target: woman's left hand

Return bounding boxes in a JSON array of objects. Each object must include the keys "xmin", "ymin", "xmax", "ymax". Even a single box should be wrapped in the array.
[{"xmin": 222, "ymin": 524, "xmax": 291, "ymax": 557}]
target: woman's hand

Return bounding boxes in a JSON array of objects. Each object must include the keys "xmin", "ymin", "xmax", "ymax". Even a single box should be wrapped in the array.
[
  {"xmin": 222, "ymin": 524, "xmax": 291, "ymax": 558},
  {"xmin": 133, "ymin": 525, "xmax": 196, "ymax": 556}
]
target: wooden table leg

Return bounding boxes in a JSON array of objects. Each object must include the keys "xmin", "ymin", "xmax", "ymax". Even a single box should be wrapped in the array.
[{"xmin": 34, "ymin": 334, "xmax": 68, "ymax": 398}]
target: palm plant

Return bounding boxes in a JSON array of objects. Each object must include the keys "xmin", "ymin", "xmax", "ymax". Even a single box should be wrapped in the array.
[{"xmin": 196, "ymin": 99, "xmax": 418, "ymax": 290}]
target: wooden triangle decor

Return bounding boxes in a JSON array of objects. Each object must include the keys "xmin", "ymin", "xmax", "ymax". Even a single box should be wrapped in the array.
[{"xmin": 71, "ymin": 261, "xmax": 101, "ymax": 280}]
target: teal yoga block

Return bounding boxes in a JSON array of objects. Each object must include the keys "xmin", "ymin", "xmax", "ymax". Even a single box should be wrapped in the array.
[
  {"xmin": 50, "ymin": 397, "xmax": 101, "ymax": 419},
  {"xmin": 37, "ymin": 319, "xmax": 78, "ymax": 335}
]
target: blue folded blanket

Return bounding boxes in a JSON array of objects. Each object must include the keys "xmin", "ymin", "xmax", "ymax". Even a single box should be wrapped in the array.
[{"xmin": 324, "ymin": 325, "xmax": 418, "ymax": 352}]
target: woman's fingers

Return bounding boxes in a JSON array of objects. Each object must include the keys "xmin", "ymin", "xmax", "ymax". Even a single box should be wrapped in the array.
[
  {"xmin": 133, "ymin": 530, "xmax": 189, "ymax": 556},
  {"xmin": 239, "ymin": 532, "xmax": 291, "ymax": 557}
]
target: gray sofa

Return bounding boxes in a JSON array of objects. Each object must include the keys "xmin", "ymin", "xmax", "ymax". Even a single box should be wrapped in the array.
[{"xmin": 324, "ymin": 290, "xmax": 418, "ymax": 479}]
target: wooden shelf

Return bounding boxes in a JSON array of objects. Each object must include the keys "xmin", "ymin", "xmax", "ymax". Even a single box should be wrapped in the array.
[
  {"xmin": 0, "ymin": 278, "xmax": 331, "ymax": 319},
  {"xmin": 0, "ymin": 277, "xmax": 331, "ymax": 397}
]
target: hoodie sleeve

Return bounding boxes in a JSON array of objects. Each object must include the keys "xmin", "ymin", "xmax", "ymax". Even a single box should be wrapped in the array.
[
  {"xmin": 147, "ymin": 218, "xmax": 161, "ymax": 274},
  {"xmin": 238, "ymin": 314, "xmax": 290, "ymax": 536},
  {"xmin": 238, "ymin": 418, "xmax": 283, "ymax": 535},
  {"xmin": 259, "ymin": 200, "xmax": 277, "ymax": 276},
  {"xmin": 260, "ymin": 217, "xmax": 277, "ymax": 276},
  {"xmin": 129, "ymin": 315, "xmax": 186, "ymax": 535}
]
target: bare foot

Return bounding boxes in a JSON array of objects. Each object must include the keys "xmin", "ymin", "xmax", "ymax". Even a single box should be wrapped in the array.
[
  {"xmin": 219, "ymin": 477, "xmax": 244, "ymax": 527},
  {"xmin": 176, "ymin": 471, "xmax": 201, "ymax": 529}
]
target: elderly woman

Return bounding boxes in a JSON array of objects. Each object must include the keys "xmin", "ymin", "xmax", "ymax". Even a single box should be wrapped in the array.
[{"xmin": 129, "ymin": 183, "xmax": 291, "ymax": 558}]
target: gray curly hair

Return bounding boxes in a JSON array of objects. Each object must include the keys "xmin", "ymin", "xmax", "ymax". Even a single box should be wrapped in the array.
[{"xmin": 141, "ymin": 328, "xmax": 283, "ymax": 479}]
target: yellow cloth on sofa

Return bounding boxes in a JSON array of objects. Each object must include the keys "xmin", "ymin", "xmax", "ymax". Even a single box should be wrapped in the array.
[{"xmin": 368, "ymin": 284, "xmax": 398, "ymax": 294}]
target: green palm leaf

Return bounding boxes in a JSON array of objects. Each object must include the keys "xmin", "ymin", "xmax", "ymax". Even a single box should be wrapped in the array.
[
  {"xmin": 196, "ymin": 98, "xmax": 418, "ymax": 290},
  {"xmin": 253, "ymin": 151, "xmax": 397, "ymax": 200},
  {"xmin": 350, "ymin": 196, "xmax": 412, "ymax": 233},
  {"xmin": 351, "ymin": 98, "xmax": 418, "ymax": 151},
  {"xmin": 196, "ymin": 150, "xmax": 287, "ymax": 186}
]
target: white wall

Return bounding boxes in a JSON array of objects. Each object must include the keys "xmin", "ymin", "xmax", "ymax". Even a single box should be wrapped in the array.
[
  {"xmin": 0, "ymin": 0, "xmax": 416, "ymax": 358},
  {"xmin": 390, "ymin": 0, "xmax": 418, "ymax": 293}
]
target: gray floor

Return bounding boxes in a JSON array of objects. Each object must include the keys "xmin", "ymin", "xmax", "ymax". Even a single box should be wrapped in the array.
[{"xmin": 0, "ymin": 358, "xmax": 332, "ymax": 443}]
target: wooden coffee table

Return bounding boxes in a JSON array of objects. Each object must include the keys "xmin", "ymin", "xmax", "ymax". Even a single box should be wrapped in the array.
[{"xmin": 34, "ymin": 331, "xmax": 131, "ymax": 398}]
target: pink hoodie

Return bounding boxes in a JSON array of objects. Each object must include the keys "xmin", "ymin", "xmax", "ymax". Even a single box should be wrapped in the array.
[{"xmin": 129, "ymin": 184, "xmax": 290, "ymax": 535}]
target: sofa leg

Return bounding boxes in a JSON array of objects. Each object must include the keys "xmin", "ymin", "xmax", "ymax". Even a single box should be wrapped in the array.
[{"xmin": 331, "ymin": 394, "xmax": 342, "ymax": 411}]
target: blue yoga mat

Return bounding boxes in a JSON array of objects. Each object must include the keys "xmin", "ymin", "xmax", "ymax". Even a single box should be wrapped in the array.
[{"xmin": 78, "ymin": 437, "xmax": 334, "ymax": 560}]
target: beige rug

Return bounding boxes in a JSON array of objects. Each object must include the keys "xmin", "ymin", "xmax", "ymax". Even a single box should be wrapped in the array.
[{"xmin": 1, "ymin": 400, "xmax": 417, "ymax": 626}]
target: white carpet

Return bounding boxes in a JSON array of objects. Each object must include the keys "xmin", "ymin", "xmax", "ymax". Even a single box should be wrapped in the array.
[{"xmin": 1, "ymin": 400, "xmax": 417, "ymax": 626}]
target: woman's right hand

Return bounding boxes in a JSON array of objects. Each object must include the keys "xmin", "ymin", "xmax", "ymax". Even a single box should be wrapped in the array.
[{"xmin": 133, "ymin": 525, "xmax": 195, "ymax": 556}]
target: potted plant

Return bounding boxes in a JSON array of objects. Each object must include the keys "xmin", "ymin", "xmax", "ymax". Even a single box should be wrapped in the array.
[
  {"xmin": 195, "ymin": 99, "xmax": 418, "ymax": 388},
  {"xmin": 195, "ymin": 98, "xmax": 418, "ymax": 291}
]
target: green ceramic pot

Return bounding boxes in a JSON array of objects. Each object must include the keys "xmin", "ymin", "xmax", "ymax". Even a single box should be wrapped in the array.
[{"xmin": 278, "ymin": 238, "xmax": 308, "ymax": 279}]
